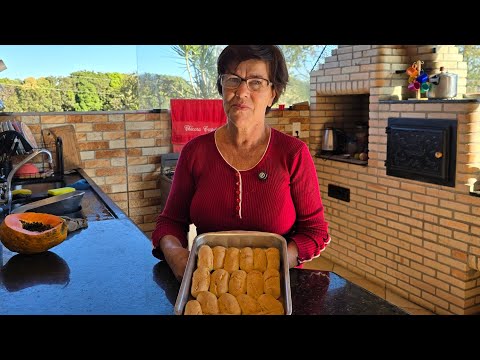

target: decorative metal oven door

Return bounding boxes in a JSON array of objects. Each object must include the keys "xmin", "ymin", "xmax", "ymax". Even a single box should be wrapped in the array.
[{"xmin": 385, "ymin": 118, "xmax": 457, "ymax": 187}]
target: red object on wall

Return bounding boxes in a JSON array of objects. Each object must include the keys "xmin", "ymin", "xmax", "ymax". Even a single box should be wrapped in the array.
[{"xmin": 170, "ymin": 99, "xmax": 227, "ymax": 153}]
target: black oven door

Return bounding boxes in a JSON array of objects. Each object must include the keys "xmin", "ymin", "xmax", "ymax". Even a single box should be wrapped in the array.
[{"xmin": 385, "ymin": 118, "xmax": 457, "ymax": 187}]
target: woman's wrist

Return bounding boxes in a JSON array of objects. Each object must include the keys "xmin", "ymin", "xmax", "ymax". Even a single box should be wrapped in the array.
[
  {"xmin": 159, "ymin": 235, "xmax": 190, "ymax": 282},
  {"xmin": 287, "ymin": 241, "xmax": 299, "ymax": 269},
  {"xmin": 159, "ymin": 235, "xmax": 183, "ymax": 253}
]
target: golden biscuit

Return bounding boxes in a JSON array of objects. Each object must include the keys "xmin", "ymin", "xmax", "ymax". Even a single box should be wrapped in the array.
[
  {"xmin": 266, "ymin": 247, "xmax": 280, "ymax": 271},
  {"xmin": 258, "ymin": 293, "xmax": 285, "ymax": 315},
  {"xmin": 184, "ymin": 300, "xmax": 203, "ymax": 315},
  {"xmin": 209, "ymin": 269, "xmax": 230, "ymax": 297},
  {"xmin": 212, "ymin": 246, "xmax": 226, "ymax": 270},
  {"xmin": 223, "ymin": 247, "xmax": 240, "ymax": 273},
  {"xmin": 253, "ymin": 248, "xmax": 267, "ymax": 272},
  {"xmin": 263, "ymin": 268, "xmax": 281, "ymax": 299},
  {"xmin": 196, "ymin": 291, "xmax": 219, "ymax": 315},
  {"xmin": 218, "ymin": 293, "xmax": 242, "ymax": 315},
  {"xmin": 246, "ymin": 270, "xmax": 264, "ymax": 299},
  {"xmin": 236, "ymin": 294, "xmax": 262, "ymax": 315},
  {"xmin": 228, "ymin": 269, "xmax": 247, "ymax": 296},
  {"xmin": 191, "ymin": 266, "xmax": 211, "ymax": 298},
  {"xmin": 197, "ymin": 244, "xmax": 213, "ymax": 271},
  {"xmin": 239, "ymin": 247, "xmax": 254, "ymax": 272}
]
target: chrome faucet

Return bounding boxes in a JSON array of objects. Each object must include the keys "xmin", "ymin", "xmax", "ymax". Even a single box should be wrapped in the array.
[{"xmin": 0, "ymin": 149, "xmax": 53, "ymax": 212}]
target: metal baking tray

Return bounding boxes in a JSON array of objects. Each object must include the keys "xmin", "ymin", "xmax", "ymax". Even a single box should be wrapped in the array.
[{"xmin": 174, "ymin": 230, "xmax": 292, "ymax": 315}]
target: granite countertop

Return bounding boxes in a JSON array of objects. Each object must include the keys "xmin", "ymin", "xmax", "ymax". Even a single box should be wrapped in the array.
[{"xmin": 0, "ymin": 171, "xmax": 407, "ymax": 315}]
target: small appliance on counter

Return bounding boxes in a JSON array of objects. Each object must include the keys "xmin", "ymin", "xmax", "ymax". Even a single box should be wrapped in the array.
[
  {"xmin": 320, "ymin": 127, "xmax": 346, "ymax": 155},
  {"xmin": 428, "ymin": 67, "xmax": 458, "ymax": 99}
]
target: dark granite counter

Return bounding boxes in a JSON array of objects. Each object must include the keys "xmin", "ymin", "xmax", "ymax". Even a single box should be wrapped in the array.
[
  {"xmin": 0, "ymin": 171, "xmax": 407, "ymax": 315},
  {"xmin": 379, "ymin": 98, "xmax": 479, "ymax": 104}
]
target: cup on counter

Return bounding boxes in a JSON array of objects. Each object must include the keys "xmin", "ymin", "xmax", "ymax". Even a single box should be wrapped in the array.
[
  {"xmin": 420, "ymin": 82, "xmax": 431, "ymax": 93},
  {"xmin": 279, "ymin": 104, "xmax": 285, "ymax": 110},
  {"xmin": 416, "ymin": 71, "xmax": 429, "ymax": 83},
  {"xmin": 407, "ymin": 81, "xmax": 421, "ymax": 91},
  {"xmin": 408, "ymin": 75, "xmax": 417, "ymax": 83},
  {"xmin": 406, "ymin": 65, "xmax": 418, "ymax": 77}
]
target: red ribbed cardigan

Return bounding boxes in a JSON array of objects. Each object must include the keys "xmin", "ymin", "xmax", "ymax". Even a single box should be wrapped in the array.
[{"xmin": 152, "ymin": 128, "xmax": 330, "ymax": 263}]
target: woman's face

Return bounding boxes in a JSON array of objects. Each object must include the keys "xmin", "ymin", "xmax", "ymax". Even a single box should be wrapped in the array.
[{"xmin": 222, "ymin": 59, "xmax": 276, "ymax": 130}]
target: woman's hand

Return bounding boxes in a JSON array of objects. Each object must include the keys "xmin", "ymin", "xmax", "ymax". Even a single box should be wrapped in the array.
[
  {"xmin": 159, "ymin": 235, "xmax": 190, "ymax": 282},
  {"xmin": 165, "ymin": 246, "xmax": 190, "ymax": 282}
]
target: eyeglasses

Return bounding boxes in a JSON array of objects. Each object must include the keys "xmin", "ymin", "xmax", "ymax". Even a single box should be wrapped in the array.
[{"xmin": 219, "ymin": 74, "xmax": 272, "ymax": 92}]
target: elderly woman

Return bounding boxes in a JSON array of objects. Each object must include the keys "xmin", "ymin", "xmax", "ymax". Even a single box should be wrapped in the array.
[{"xmin": 152, "ymin": 45, "xmax": 330, "ymax": 281}]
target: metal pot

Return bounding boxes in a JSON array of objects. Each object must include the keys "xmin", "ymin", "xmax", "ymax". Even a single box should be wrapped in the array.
[{"xmin": 428, "ymin": 67, "xmax": 458, "ymax": 99}]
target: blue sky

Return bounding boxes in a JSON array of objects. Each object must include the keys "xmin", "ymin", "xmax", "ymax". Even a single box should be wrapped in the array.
[{"xmin": 0, "ymin": 45, "xmax": 187, "ymax": 80}]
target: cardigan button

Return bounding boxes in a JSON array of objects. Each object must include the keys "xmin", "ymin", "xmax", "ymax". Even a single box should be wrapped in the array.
[{"xmin": 258, "ymin": 171, "xmax": 268, "ymax": 180}]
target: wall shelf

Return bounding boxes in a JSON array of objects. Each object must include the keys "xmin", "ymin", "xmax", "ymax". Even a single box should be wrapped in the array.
[{"xmin": 315, "ymin": 154, "xmax": 367, "ymax": 166}]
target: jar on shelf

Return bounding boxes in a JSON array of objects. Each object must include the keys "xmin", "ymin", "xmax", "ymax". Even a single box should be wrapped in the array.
[
  {"xmin": 347, "ymin": 140, "xmax": 358, "ymax": 155},
  {"xmin": 355, "ymin": 124, "xmax": 368, "ymax": 153}
]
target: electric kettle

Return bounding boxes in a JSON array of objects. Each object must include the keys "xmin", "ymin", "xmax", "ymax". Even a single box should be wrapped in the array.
[{"xmin": 321, "ymin": 127, "xmax": 346, "ymax": 154}]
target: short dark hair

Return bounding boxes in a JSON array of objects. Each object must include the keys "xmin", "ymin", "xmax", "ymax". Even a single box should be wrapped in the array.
[{"xmin": 216, "ymin": 45, "xmax": 289, "ymax": 114}]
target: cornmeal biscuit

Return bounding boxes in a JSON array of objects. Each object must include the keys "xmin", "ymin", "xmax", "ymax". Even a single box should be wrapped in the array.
[
  {"xmin": 253, "ymin": 247, "xmax": 267, "ymax": 272},
  {"xmin": 209, "ymin": 268, "xmax": 230, "ymax": 297},
  {"xmin": 196, "ymin": 291, "xmax": 219, "ymax": 315},
  {"xmin": 265, "ymin": 247, "xmax": 280, "ymax": 271},
  {"xmin": 197, "ymin": 244, "xmax": 213, "ymax": 271},
  {"xmin": 228, "ymin": 269, "xmax": 247, "ymax": 296},
  {"xmin": 236, "ymin": 294, "xmax": 262, "ymax": 315},
  {"xmin": 246, "ymin": 270, "xmax": 264, "ymax": 299},
  {"xmin": 239, "ymin": 247, "xmax": 254, "ymax": 272},
  {"xmin": 218, "ymin": 293, "xmax": 242, "ymax": 315},
  {"xmin": 212, "ymin": 246, "xmax": 226, "ymax": 270},
  {"xmin": 223, "ymin": 247, "xmax": 240, "ymax": 273},
  {"xmin": 191, "ymin": 266, "xmax": 211, "ymax": 298},
  {"xmin": 184, "ymin": 300, "xmax": 203, "ymax": 315},
  {"xmin": 258, "ymin": 293, "xmax": 284, "ymax": 315},
  {"xmin": 263, "ymin": 268, "xmax": 281, "ymax": 299}
]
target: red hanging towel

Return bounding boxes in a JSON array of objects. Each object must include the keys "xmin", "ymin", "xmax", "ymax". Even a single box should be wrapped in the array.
[{"xmin": 170, "ymin": 99, "xmax": 227, "ymax": 153}]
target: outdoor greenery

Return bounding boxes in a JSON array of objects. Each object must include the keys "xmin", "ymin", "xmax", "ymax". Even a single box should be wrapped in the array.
[
  {"xmin": 459, "ymin": 45, "xmax": 480, "ymax": 92},
  {"xmin": 0, "ymin": 45, "xmax": 328, "ymax": 112},
  {"xmin": 1, "ymin": 45, "xmax": 478, "ymax": 113}
]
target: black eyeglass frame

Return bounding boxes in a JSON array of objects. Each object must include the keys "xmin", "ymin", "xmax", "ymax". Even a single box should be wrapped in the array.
[{"xmin": 219, "ymin": 74, "xmax": 273, "ymax": 91}]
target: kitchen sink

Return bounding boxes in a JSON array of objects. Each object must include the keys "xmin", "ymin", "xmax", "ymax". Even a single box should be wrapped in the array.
[
  {"xmin": 2, "ymin": 171, "xmax": 116, "ymax": 222},
  {"xmin": 11, "ymin": 190, "xmax": 85, "ymax": 216}
]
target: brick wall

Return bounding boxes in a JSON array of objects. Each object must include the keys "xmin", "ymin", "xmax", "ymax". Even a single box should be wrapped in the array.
[
  {"xmin": 310, "ymin": 45, "xmax": 480, "ymax": 315},
  {"xmin": 0, "ymin": 106, "xmax": 309, "ymax": 236}
]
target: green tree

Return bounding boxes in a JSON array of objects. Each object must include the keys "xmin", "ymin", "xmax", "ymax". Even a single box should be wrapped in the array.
[
  {"xmin": 460, "ymin": 45, "xmax": 480, "ymax": 92},
  {"xmin": 16, "ymin": 77, "xmax": 64, "ymax": 112},
  {"xmin": 120, "ymin": 73, "xmax": 139, "ymax": 110},
  {"xmin": 280, "ymin": 45, "xmax": 327, "ymax": 81},
  {"xmin": 279, "ymin": 76, "xmax": 310, "ymax": 105},
  {"xmin": 0, "ymin": 78, "xmax": 22, "ymax": 111},
  {"xmin": 57, "ymin": 76, "xmax": 77, "ymax": 111},
  {"xmin": 171, "ymin": 45, "xmax": 221, "ymax": 99},
  {"xmin": 74, "ymin": 77, "xmax": 102, "ymax": 111},
  {"xmin": 138, "ymin": 73, "xmax": 192, "ymax": 109}
]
